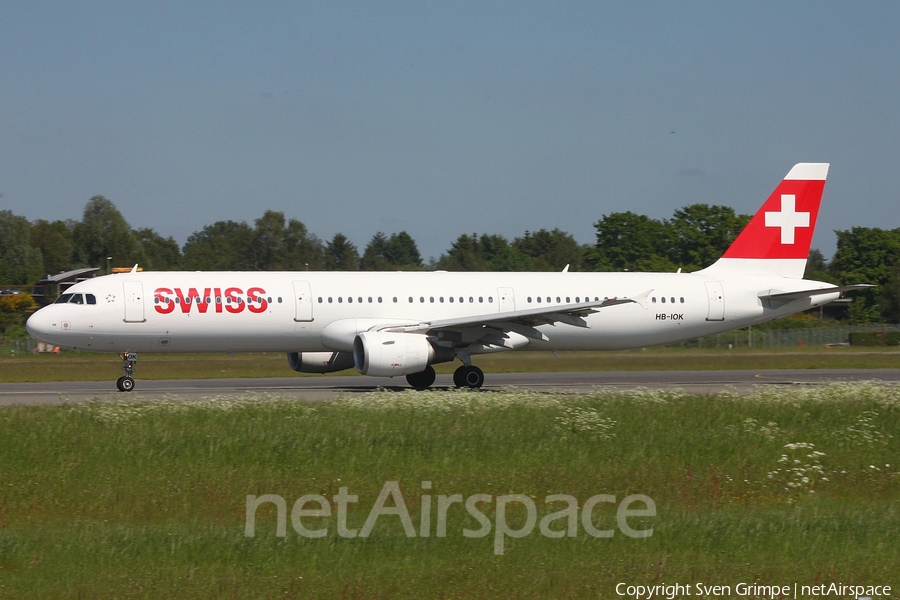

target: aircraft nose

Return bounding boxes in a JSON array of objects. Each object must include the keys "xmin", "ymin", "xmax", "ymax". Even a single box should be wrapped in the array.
[{"xmin": 25, "ymin": 309, "xmax": 52, "ymax": 343}]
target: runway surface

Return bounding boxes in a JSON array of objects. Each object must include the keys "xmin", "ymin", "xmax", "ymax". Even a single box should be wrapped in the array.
[{"xmin": 2, "ymin": 369, "xmax": 900, "ymax": 405}]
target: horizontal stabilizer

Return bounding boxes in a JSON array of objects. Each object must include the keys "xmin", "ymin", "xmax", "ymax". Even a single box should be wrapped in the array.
[{"xmin": 758, "ymin": 284, "xmax": 874, "ymax": 302}]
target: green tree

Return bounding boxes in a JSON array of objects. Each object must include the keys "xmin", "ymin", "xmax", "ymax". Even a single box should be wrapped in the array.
[
  {"xmin": 877, "ymin": 264, "xmax": 900, "ymax": 324},
  {"xmin": 803, "ymin": 249, "xmax": 834, "ymax": 283},
  {"xmin": 324, "ymin": 233, "xmax": 360, "ymax": 271},
  {"xmin": 592, "ymin": 212, "xmax": 676, "ymax": 272},
  {"xmin": 134, "ymin": 228, "xmax": 181, "ymax": 271},
  {"xmin": 513, "ymin": 229, "xmax": 585, "ymax": 271},
  {"xmin": 668, "ymin": 204, "xmax": 751, "ymax": 271},
  {"xmin": 251, "ymin": 210, "xmax": 323, "ymax": 270},
  {"xmin": 0, "ymin": 210, "xmax": 44, "ymax": 284},
  {"xmin": 361, "ymin": 232, "xmax": 423, "ymax": 271},
  {"xmin": 383, "ymin": 231, "xmax": 423, "ymax": 270},
  {"xmin": 30, "ymin": 219, "xmax": 75, "ymax": 276},
  {"xmin": 829, "ymin": 226, "xmax": 900, "ymax": 319},
  {"xmin": 182, "ymin": 220, "xmax": 255, "ymax": 270},
  {"xmin": 72, "ymin": 196, "xmax": 144, "ymax": 270},
  {"xmin": 0, "ymin": 292, "xmax": 37, "ymax": 339},
  {"xmin": 360, "ymin": 232, "xmax": 390, "ymax": 271},
  {"xmin": 436, "ymin": 233, "xmax": 524, "ymax": 271}
]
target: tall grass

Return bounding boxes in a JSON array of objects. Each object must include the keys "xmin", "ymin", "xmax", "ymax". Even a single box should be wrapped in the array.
[{"xmin": 1, "ymin": 384, "xmax": 898, "ymax": 597}]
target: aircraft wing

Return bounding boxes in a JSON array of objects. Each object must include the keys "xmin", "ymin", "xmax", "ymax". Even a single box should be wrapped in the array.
[{"xmin": 376, "ymin": 294, "xmax": 645, "ymax": 349}]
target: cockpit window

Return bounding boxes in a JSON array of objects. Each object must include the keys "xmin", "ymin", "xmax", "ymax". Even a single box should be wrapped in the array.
[{"xmin": 54, "ymin": 293, "xmax": 95, "ymax": 305}]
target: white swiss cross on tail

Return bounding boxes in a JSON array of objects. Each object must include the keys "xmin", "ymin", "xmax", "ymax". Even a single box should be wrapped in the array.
[
  {"xmin": 764, "ymin": 194, "xmax": 810, "ymax": 244},
  {"xmin": 710, "ymin": 163, "xmax": 829, "ymax": 278}
]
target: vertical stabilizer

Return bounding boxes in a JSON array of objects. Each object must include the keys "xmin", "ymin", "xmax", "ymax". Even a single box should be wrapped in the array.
[{"xmin": 699, "ymin": 163, "xmax": 828, "ymax": 278}]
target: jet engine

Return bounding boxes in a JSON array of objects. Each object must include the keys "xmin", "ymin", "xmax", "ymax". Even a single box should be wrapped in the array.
[
  {"xmin": 352, "ymin": 331, "xmax": 437, "ymax": 376},
  {"xmin": 287, "ymin": 351, "xmax": 355, "ymax": 374}
]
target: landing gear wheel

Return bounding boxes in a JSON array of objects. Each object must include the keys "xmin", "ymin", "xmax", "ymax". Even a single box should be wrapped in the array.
[
  {"xmin": 453, "ymin": 367, "xmax": 465, "ymax": 388},
  {"xmin": 454, "ymin": 365, "xmax": 484, "ymax": 389},
  {"xmin": 117, "ymin": 351, "xmax": 138, "ymax": 392},
  {"xmin": 406, "ymin": 365, "xmax": 436, "ymax": 389}
]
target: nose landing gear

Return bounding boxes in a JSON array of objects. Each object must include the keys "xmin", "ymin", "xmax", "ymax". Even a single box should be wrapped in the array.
[{"xmin": 116, "ymin": 352, "xmax": 137, "ymax": 392}]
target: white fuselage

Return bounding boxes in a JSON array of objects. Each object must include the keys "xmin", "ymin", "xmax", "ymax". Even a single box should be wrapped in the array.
[{"xmin": 26, "ymin": 270, "xmax": 836, "ymax": 356}]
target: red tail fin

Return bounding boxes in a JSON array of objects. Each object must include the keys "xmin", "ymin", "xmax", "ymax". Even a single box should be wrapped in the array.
[
  {"xmin": 723, "ymin": 163, "xmax": 828, "ymax": 259},
  {"xmin": 701, "ymin": 163, "xmax": 828, "ymax": 278}
]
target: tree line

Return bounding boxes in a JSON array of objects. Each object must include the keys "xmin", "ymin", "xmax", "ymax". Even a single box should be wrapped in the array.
[{"xmin": 2, "ymin": 195, "xmax": 900, "ymax": 323}]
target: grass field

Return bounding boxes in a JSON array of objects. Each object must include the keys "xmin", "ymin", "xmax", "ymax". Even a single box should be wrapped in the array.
[
  {"xmin": 0, "ymin": 346, "xmax": 899, "ymax": 383},
  {"xmin": 1, "ymin": 384, "xmax": 897, "ymax": 598}
]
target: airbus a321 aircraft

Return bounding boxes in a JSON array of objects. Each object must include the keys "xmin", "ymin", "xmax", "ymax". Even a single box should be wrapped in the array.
[{"xmin": 27, "ymin": 163, "xmax": 869, "ymax": 392}]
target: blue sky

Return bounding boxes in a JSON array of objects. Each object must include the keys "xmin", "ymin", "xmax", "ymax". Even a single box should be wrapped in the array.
[{"xmin": 2, "ymin": 2, "xmax": 898, "ymax": 263}]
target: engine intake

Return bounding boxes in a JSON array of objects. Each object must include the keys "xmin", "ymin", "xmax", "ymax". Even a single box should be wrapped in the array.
[{"xmin": 287, "ymin": 351, "xmax": 355, "ymax": 374}]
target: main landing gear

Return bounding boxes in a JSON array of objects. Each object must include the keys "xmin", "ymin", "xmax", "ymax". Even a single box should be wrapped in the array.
[
  {"xmin": 404, "ymin": 364, "xmax": 485, "ymax": 389},
  {"xmin": 405, "ymin": 365, "xmax": 436, "ymax": 389},
  {"xmin": 116, "ymin": 351, "xmax": 138, "ymax": 392},
  {"xmin": 453, "ymin": 365, "xmax": 484, "ymax": 389}
]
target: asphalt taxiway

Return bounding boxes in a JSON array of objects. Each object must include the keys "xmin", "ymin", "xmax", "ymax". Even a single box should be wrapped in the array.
[{"xmin": 2, "ymin": 369, "xmax": 900, "ymax": 406}]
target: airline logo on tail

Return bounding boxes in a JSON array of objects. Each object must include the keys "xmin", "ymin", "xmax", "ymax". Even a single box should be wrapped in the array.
[
  {"xmin": 765, "ymin": 194, "xmax": 810, "ymax": 244},
  {"xmin": 722, "ymin": 163, "xmax": 828, "ymax": 260}
]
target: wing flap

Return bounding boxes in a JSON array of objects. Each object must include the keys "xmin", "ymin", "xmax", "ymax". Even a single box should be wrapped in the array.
[{"xmin": 376, "ymin": 296, "xmax": 640, "ymax": 338}]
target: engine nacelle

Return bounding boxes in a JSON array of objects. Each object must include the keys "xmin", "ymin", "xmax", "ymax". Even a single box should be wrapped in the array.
[
  {"xmin": 352, "ymin": 332, "xmax": 434, "ymax": 377},
  {"xmin": 287, "ymin": 351, "xmax": 355, "ymax": 374}
]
